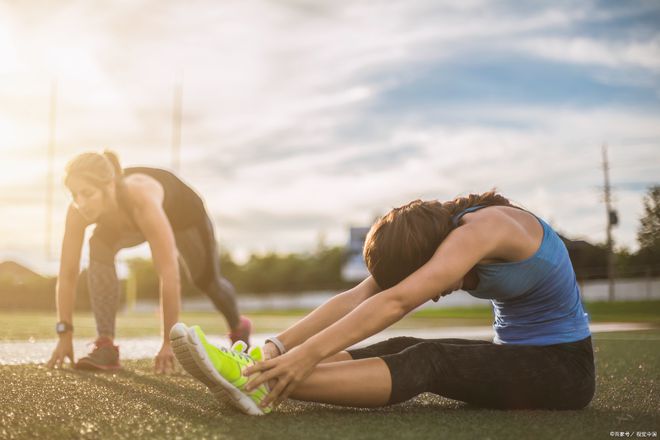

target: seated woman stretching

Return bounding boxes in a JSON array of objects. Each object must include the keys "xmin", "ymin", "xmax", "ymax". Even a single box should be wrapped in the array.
[{"xmin": 171, "ymin": 191, "xmax": 595, "ymax": 414}]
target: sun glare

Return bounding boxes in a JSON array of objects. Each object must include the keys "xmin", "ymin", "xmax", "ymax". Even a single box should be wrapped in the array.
[{"xmin": 0, "ymin": 16, "xmax": 19, "ymax": 74}]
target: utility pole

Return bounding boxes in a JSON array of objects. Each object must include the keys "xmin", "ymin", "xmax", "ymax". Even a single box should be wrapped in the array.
[
  {"xmin": 45, "ymin": 79, "xmax": 57, "ymax": 259},
  {"xmin": 602, "ymin": 144, "xmax": 617, "ymax": 302},
  {"xmin": 171, "ymin": 75, "xmax": 183, "ymax": 173}
]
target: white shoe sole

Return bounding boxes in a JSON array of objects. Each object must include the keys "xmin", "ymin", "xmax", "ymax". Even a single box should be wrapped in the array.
[{"xmin": 170, "ymin": 323, "xmax": 265, "ymax": 416}]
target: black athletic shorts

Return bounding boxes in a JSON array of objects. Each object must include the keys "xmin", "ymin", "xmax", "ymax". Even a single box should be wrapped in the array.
[{"xmin": 347, "ymin": 335, "xmax": 595, "ymax": 410}]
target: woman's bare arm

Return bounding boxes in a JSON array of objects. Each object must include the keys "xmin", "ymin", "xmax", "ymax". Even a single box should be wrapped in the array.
[
  {"xmin": 56, "ymin": 205, "xmax": 87, "ymax": 327},
  {"xmin": 47, "ymin": 205, "xmax": 88, "ymax": 368},
  {"xmin": 126, "ymin": 175, "xmax": 179, "ymax": 373},
  {"xmin": 128, "ymin": 177, "xmax": 180, "ymax": 343},
  {"xmin": 273, "ymin": 276, "xmax": 381, "ymax": 353},
  {"xmin": 302, "ymin": 216, "xmax": 506, "ymax": 360}
]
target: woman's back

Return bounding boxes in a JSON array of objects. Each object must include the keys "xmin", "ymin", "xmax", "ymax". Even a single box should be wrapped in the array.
[
  {"xmin": 122, "ymin": 167, "xmax": 206, "ymax": 231},
  {"xmin": 454, "ymin": 205, "xmax": 590, "ymax": 345}
]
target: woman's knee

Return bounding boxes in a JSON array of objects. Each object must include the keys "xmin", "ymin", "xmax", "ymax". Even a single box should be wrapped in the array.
[
  {"xmin": 380, "ymin": 336, "xmax": 427, "ymax": 353},
  {"xmin": 320, "ymin": 351, "xmax": 353, "ymax": 364},
  {"xmin": 348, "ymin": 336, "xmax": 425, "ymax": 361},
  {"xmin": 381, "ymin": 341, "xmax": 446, "ymax": 405}
]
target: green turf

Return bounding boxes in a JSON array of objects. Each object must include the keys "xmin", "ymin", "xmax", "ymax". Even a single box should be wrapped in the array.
[
  {"xmin": 1, "ymin": 330, "xmax": 658, "ymax": 440},
  {"xmin": 2, "ymin": 300, "xmax": 659, "ymax": 341},
  {"xmin": 412, "ymin": 300, "xmax": 660, "ymax": 323},
  {"xmin": 582, "ymin": 300, "xmax": 660, "ymax": 323},
  {"xmin": 0, "ymin": 311, "xmax": 307, "ymax": 341},
  {"xmin": 0, "ymin": 310, "xmax": 491, "ymax": 341}
]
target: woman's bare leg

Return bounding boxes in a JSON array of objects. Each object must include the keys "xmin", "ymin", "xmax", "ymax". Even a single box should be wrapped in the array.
[{"xmin": 288, "ymin": 357, "xmax": 391, "ymax": 407}]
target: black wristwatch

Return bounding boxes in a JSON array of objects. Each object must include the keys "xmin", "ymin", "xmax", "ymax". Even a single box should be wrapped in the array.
[{"xmin": 55, "ymin": 321, "xmax": 74, "ymax": 335}]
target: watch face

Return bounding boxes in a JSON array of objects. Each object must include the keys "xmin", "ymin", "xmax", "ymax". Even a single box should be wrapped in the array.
[{"xmin": 56, "ymin": 322, "xmax": 73, "ymax": 333}]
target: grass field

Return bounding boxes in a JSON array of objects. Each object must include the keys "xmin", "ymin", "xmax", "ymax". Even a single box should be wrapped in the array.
[
  {"xmin": 0, "ymin": 330, "xmax": 658, "ymax": 440},
  {"xmin": 1, "ymin": 302, "xmax": 659, "ymax": 439},
  {"xmin": 2, "ymin": 300, "xmax": 659, "ymax": 341}
]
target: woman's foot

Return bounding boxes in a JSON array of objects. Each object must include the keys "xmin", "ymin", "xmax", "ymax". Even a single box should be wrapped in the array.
[
  {"xmin": 170, "ymin": 322, "xmax": 271, "ymax": 415},
  {"xmin": 229, "ymin": 316, "xmax": 252, "ymax": 346},
  {"xmin": 75, "ymin": 337, "xmax": 121, "ymax": 371}
]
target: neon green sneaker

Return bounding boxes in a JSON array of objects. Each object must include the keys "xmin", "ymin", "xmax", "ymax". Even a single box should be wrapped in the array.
[{"xmin": 170, "ymin": 322, "xmax": 271, "ymax": 415}]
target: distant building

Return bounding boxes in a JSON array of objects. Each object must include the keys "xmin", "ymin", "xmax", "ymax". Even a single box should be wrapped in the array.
[{"xmin": 341, "ymin": 227, "xmax": 370, "ymax": 282}]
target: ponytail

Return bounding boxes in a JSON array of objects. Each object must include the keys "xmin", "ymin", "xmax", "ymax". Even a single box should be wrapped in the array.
[{"xmin": 102, "ymin": 150, "xmax": 123, "ymax": 179}]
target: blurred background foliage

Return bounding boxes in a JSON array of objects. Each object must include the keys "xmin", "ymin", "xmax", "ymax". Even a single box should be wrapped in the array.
[
  {"xmin": 125, "ymin": 245, "xmax": 351, "ymax": 300},
  {"xmin": 1, "ymin": 185, "xmax": 658, "ymax": 310}
]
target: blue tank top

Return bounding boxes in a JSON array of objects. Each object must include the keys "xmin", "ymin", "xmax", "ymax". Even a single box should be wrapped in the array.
[{"xmin": 452, "ymin": 205, "xmax": 591, "ymax": 345}]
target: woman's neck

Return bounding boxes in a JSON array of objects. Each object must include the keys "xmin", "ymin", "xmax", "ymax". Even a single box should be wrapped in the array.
[
  {"xmin": 104, "ymin": 184, "xmax": 120, "ymax": 213},
  {"xmin": 97, "ymin": 184, "xmax": 128, "ymax": 225}
]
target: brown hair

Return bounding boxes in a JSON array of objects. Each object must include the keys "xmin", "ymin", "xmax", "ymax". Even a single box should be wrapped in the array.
[
  {"xmin": 363, "ymin": 191, "xmax": 514, "ymax": 290},
  {"xmin": 64, "ymin": 150, "xmax": 122, "ymax": 188}
]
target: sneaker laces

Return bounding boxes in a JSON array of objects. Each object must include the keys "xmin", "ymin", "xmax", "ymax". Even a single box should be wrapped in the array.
[
  {"xmin": 228, "ymin": 341, "xmax": 271, "ymax": 398},
  {"xmin": 220, "ymin": 345, "xmax": 252, "ymax": 363},
  {"xmin": 231, "ymin": 341, "xmax": 264, "ymax": 364}
]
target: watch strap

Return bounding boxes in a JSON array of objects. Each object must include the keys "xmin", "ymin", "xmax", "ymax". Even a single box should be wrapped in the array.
[
  {"xmin": 265, "ymin": 336, "xmax": 286, "ymax": 355},
  {"xmin": 56, "ymin": 321, "xmax": 74, "ymax": 334}
]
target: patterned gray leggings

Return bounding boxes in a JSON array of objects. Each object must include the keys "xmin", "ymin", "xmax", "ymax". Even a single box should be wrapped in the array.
[{"xmin": 87, "ymin": 216, "xmax": 240, "ymax": 338}]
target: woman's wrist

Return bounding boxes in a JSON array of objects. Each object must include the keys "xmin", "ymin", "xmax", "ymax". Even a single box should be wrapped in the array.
[
  {"xmin": 263, "ymin": 342, "xmax": 280, "ymax": 360},
  {"xmin": 58, "ymin": 332, "xmax": 73, "ymax": 341},
  {"xmin": 265, "ymin": 336, "xmax": 287, "ymax": 355},
  {"xmin": 296, "ymin": 339, "xmax": 325, "ymax": 364}
]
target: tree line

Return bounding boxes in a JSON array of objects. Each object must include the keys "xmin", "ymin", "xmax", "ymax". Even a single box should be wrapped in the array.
[{"xmin": 125, "ymin": 246, "xmax": 353, "ymax": 300}]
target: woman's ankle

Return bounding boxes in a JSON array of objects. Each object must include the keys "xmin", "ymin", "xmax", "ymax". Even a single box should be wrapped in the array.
[{"xmin": 96, "ymin": 335, "xmax": 115, "ymax": 345}]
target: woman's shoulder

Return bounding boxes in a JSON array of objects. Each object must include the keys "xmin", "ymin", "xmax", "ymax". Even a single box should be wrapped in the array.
[
  {"xmin": 461, "ymin": 205, "xmax": 534, "ymax": 225},
  {"xmin": 460, "ymin": 206, "xmax": 544, "ymax": 263},
  {"xmin": 122, "ymin": 174, "xmax": 164, "ymax": 207},
  {"xmin": 123, "ymin": 171, "xmax": 161, "ymax": 187},
  {"xmin": 458, "ymin": 205, "xmax": 518, "ymax": 225},
  {"xmin": 124, "ymin": 172, "xmax": 163, "ymax": 192},
  {"xmin": 461, "ymin": 205, "xmax": 542, "ymax": 239}
]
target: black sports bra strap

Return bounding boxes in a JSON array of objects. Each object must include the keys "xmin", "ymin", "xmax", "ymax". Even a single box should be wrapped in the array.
[{"xmin": 450, "ymin": 204, "xmax": 487, "ymax": 228}]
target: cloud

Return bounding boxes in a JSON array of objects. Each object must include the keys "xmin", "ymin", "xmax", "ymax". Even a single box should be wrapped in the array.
[
  {"xmin": 516, "ymin": 36, "xmax": 660, "ymax": 72},
  {"xmin": 1, "ymin": 0, "xmax": 659, "ymax": 271},
  {"xmin": 193, "ymin": 103, "xmax": 659, "ymax": 259}
]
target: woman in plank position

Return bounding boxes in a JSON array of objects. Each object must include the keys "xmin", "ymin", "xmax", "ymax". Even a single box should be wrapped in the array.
[
  {"xmin": 47, "ymin": 151, "xmax": 251, "ymax": 373},
  {"xmin": 172, "ymin": 191, "xmax": 594, "ymax": 413}
]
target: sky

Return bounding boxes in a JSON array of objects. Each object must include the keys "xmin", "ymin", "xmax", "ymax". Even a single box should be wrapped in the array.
[{"xmin": 0, "ymin": 0, "xmax": 659, "ymax": 274}]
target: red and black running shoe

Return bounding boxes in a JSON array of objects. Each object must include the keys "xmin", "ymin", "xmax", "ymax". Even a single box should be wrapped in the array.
[
  {"xmin": 75, "ymin": 337, "xmax": 121, "ymax": 371},
  {"xmin": 228, "ymin": 316, "xmax": 252, "ymax": 347}
]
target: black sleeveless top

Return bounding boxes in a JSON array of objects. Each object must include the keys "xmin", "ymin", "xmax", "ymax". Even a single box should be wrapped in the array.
[
  {"xmin": 93, "ymin": 167, "xmax": 207, "ymax": 245},
  {"xmin": 120, "ymin": 167, "xmax": 206, "ymax": 230}
]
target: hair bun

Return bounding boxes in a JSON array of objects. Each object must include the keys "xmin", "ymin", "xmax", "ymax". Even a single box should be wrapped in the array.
[{"xmin": 102, "ymin": 150, "xmax": 123, "ymax": 177}]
